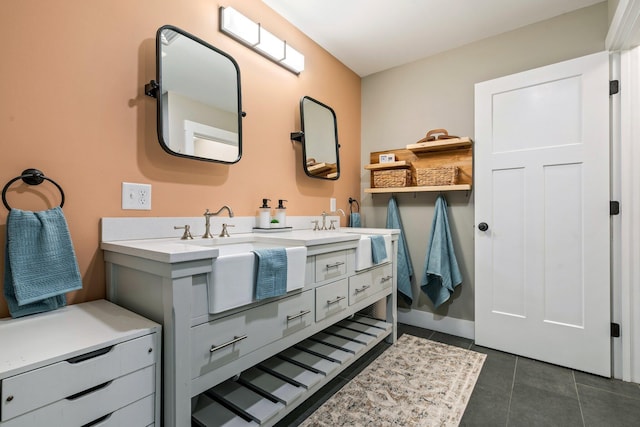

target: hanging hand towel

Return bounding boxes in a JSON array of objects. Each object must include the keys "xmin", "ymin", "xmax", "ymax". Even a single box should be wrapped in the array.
[
  {"xmin": 253, "ymin": 248, "xmax": 288, "ymax": 300},
  {"xmin": 349, "ymin": 212, "xmax": 361, "ymax": 227},
  {"xmin": 421, "ymin": 195, "xmax": 462, "ymax": 308},
  {"xmin": 370, "ymin": 235, "xmax": 387, "ymax": 264},
  {"xmin": 4, "ymin": 207, "xmax": 83, "ymax": 318},
  {"xmin": 386, "ymin": 196, "xmax": 414, "ymax": 305}
]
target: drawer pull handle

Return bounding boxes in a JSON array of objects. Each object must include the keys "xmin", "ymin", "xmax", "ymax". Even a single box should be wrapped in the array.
[
  {"xmin": 355, "ymin": 285, "xmax": 371, "ymax": 294},
  {"xmin": 327, "ymin": 296, "xmax": 346, "ymax": 306},
  {"xmin": 66, "ymin": 381, "xmax": 112, "ymax": 400},
  {"xmin": 6, "ymin": 395, "xmax": 13, "ymax": 402},
  {"xmin": 286, "ymin": 309, "xmax": 311, "ymax": 321},
  {"xmin": 326, "ymin": 261, "xmax": 345, "ymax": 270},
  {"xmin": 67, "ymin": 345, "xmax": 114, "ymax": 364},
  {"xmin": 381, "ymin": 275, "xmax": 392, "ymax": 283},
  {"xmin": 81, "ymin": 413, "xmax": 112, "ymax": 427},
  {"xmin": 210, "ymin": 335, "xmax": 248, "ymax": 353}
]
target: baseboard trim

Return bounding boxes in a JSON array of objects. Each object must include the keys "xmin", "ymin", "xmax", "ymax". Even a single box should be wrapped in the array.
[{"xmin": 398, "ymin": 309, "xmax": 475, "ymax": 340}]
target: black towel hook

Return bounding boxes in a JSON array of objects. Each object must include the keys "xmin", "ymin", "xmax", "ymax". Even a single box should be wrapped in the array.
[{"xmin": 2, "ymin": 168, "xmax": 65, "ymax": 210}]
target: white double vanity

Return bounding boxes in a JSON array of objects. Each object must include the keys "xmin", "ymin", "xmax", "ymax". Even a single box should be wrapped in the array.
[{"xmin": 101, "ymin": 216, "xmax": 398, "ymax": 426}]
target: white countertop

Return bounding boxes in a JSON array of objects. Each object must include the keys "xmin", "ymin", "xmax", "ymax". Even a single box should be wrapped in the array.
[
  {"xmin": 0, "ymin": 300, "xmax": 160, "ymax": 379},
  {"xmin": 101, "ymin": 228, "xmax": 399, "ymax": 263}
]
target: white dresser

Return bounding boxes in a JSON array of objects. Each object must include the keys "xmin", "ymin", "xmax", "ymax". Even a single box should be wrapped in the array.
[{"xmin": 0, "ymin": 300, "xmax": 161, "ymax": 427}]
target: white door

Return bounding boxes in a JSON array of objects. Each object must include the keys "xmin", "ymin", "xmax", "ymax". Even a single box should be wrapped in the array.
[{"xmin": 474, "ymin": 51, "xmax": 611, "ymax": 376}]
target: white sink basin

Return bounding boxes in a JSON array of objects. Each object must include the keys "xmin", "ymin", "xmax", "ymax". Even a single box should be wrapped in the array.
[
  {"xmin": 201, "ymin": 242, "xmax": 307, "ymax": 314},
  {"xmin": 355, "ymin": 235, "xmax": 392, "ymax": 271}
]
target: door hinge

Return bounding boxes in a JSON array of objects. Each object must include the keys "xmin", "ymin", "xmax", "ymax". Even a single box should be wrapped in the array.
[
  {"xmin": 610, "ymin": 201, "xmax": 620, "ymax": 215},
  {"xmin": 610, "ymin": 80, "xmax": 620, "ymax": 95},
  {"xmin": 611, "ymin": 322, "xmax": 621, "ymax": 337}
]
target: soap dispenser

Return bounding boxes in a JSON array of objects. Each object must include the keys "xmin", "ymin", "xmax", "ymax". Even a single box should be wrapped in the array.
[
  {"xmin": 275, "ymin": 199, "xmax": 287, "ymax": 227},
  {"xmin": 258, "ymin": 199, "xmax": 271, "ymax": 229}
]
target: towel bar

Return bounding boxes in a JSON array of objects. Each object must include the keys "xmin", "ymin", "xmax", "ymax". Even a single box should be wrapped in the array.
[{"xmin": 2, "ymin": 168, "xmax": 65, "ymax": 210}]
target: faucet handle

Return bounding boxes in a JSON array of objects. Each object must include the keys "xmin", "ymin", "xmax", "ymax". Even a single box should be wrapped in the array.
[
  {"xmin": 219, "ymin": 223, "xmax": 235, "ymax": 237},
  {"xmin": 329, "ymin": 219, "xmax": 337, "ymax": 230},
  {"xmin": 174, "ymin": 225, "xmax": 194, "ymax": 240},
  {"xmin": 311, "ymin": 220, "xmax": 320, "ymax": 231}
]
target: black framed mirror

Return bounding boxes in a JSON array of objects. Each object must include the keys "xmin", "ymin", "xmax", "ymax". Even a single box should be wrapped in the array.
[
  {"xmin": 145, "ymin": 25, "xmax": 243, "ymax": 163},
  {"xmin": 291, "ymin": 96, "xmax": 340, "ymax": 179}
]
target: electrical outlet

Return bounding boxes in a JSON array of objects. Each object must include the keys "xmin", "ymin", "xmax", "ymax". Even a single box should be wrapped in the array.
[{"xmin": 122, "ymin": 182, "xmax": 152, "ymax": 210}]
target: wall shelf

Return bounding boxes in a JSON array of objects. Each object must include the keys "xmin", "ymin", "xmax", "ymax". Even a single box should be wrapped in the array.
[
  {"xmin": 366, "ymin": 136, "xmax": 473, "ymax": 194},
  {"xmin": 365, "ymin": 184, "xmax": 472, "ymax": 194}
]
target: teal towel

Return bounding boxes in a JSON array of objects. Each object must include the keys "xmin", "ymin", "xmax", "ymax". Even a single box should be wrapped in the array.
[
  {"xmin": 370, "ymin": 235, "xmax": 387, "ymax": 264},
  {"xmin": 386, "ymin": 196, "xmax": 414, "ymax": 305},
  {"xmin": 3, "ymin": 207, "xmax": 82, "ymax": 318},
  {"xmin": 349, "ymin": 213, "xmax": 361, "ymax": 227},
  {"xmin": 421, "ymin": 195, "xmax": 462, "ymax": 308},
  {"xmin": 253, "ymin": 248, "xmax": 288, "ymax": 300}
]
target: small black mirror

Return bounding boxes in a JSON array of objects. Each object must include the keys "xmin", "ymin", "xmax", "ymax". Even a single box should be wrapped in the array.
[
  {"xmin": 291, "ymin": 96, "xmax": 340, "ymax": 180},
  {"xmin": 146, "ymin": 25, "xmax": 243, "ymax": 163}
]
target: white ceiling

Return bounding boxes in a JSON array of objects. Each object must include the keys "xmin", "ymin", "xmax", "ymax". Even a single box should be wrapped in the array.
[{"xmin": 262, "ymin": 0, "xmax": 604, "ymax": 77}]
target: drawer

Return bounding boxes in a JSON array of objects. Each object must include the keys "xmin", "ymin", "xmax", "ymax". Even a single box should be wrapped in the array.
[
  {"xmin": 315, "ymin": 279, "xmax": 349, "ymax": 322},
  {"xmin": 191, "ymin": 290, "xmax": 314, "ymax": 379},
  {"xmin": 373, "ymin": 263, "xmax": 393, "ymax": 291},
  {"xmin": 348, "ymin": 264, "xmax": 393, "ymax": 306},
  {"xmin": 191, "ymin": 313, "xmax": 249, "ymax": 379},
  {"xmin": 1, "ymin": 333, "xmax": 157, "ymax": 422},
  {"xmin": 75, "ymin": 394, "xmax": 155, "ymax": 427},
  {"xmin": 0, "ymin": 365, "xmax": 155, "ymax": 427},
  {"xmin": 315, "ymin": 250, "xmax": 347, "ymax": 283}
]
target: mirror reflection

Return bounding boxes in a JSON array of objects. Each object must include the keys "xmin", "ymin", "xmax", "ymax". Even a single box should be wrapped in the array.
[
  {"xmin": 293, "ymin": 96, "xmax": 340, "ymax": 180},
  {"xmin": 150, "ymin": 25, "xmax": 242, "ymax": 163}
]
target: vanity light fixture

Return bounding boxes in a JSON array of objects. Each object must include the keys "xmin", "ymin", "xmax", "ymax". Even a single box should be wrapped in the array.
[{"xmin": 219, "ymin": 6, "xmax": 304, "ymax": 74}]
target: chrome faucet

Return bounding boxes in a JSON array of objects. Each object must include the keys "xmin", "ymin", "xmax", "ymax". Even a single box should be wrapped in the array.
[
  {"xmin": 203, "ymin": 206, "xmax": 234, "ymax": 238},
  {"xmin": 320, "ymin": 212, "xmax": 328, "ymax": 230},
  {"xmin": 321, "ymin": 209, "xmax": 345, "ymax": 230}
]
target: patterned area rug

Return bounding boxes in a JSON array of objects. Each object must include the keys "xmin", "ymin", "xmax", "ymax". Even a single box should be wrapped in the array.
[{"xmin": 300, "ymin": 334, "xmax": 486, "ymax": 427}]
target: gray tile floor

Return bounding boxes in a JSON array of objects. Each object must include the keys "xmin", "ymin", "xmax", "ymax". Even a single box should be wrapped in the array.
[{"xmin": 277, "ymin": 323, "xmax": 640, "ymax": 426}]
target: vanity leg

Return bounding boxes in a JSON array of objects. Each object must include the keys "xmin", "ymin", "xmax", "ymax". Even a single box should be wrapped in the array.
[{"xmin": 162, "ymin": 276, "xmax": 193, "ymax": 427}]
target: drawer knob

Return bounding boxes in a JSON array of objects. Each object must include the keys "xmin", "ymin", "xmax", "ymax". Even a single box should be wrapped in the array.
[
  {"xmin": 148, "ymin": 348, "xmax": 153, "ymax": 353},
  {"xmin": 6, "ymin": 395, "xmax": 13, "ymax": 402}
]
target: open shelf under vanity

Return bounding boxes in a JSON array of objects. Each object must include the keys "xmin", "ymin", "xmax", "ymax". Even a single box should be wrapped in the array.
[{"xmin": 192, "ymin": 316, "xmax": 392, "ymax": 426}]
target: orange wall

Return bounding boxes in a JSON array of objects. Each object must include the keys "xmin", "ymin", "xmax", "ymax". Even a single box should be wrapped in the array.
[{"xmin": 0, "ymin": 0, "xmax": 361, "ymax": 317}]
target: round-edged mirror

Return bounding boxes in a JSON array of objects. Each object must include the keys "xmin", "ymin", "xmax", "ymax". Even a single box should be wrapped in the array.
[
  {"xmin": 146, "ymin": 25, "xmax": 243, "ymax": 163},
  {"xmin": 291, "ymin": 96, "xmax": 340, "ymax": 180}
]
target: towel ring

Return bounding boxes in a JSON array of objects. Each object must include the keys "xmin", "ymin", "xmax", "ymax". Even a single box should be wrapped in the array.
[
  {"xmin": 2, "ymin": 168, "xmax": 65, "ymax": 210},
  {"xmin": 348, "ymin": 197, "xmax": 360, "ymax": 214}
]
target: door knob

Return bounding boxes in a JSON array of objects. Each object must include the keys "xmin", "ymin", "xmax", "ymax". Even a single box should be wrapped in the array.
[{"xmin": 478, "ymin": 222, "xmax": 489, "ymax": 231}]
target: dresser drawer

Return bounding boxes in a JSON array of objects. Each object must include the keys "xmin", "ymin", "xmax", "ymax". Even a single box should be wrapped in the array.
[
  {"xmin": 75, "ymin": 394, "xmax": 154, "ymax": 427},
  {"xmin": 315, "ymin": 250, "xmax": 348, "ymax": 282},
  {"xmin": 0, "ymin": 365, "xmax": 155, "ymax": 427},
  {"xmin": 1, "ymin": 333, "xmax": 157, "ymax": 422},
  {"xmin": 191, "ymin": 290, "xmax": 314, "ymax": 379},
  {"xmin": 315, "ymin": 279, "xmax": 349, "ymax": 322}
]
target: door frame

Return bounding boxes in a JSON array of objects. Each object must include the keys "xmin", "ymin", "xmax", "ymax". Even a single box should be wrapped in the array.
[{"xmin": 607, "ymin": 0, "xmax": 640, "ymax": 383}]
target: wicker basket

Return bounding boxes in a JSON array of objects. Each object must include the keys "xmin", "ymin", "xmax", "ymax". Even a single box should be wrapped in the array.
[
  {"xmin": 415, "ymin": 166, "xmax": 458, "ymax": 186},
  {"xmin": 372, "ymin": 169, "xmax": 411, "ymax": 188}
]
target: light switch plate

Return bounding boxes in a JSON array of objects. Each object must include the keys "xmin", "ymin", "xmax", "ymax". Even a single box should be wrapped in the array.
[{"xmin": 122, "ymin": 182, "xmax": 152, "ymax": 210}]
